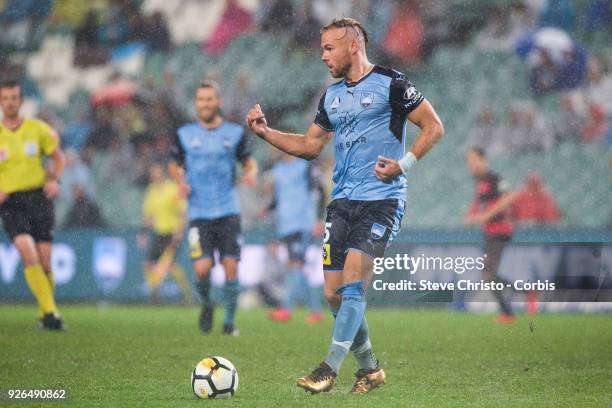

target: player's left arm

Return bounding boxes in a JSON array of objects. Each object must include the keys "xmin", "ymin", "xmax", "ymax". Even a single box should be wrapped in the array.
[
  {"xmin": 44, "ymin": 147, "xmax": 65, "ymax": 199},
  {"xmin": 375, "ymin": 100, "xmax": 445, "ymax": 181},
  {"xmin": 241, "ymin": 158, "xmax": 258, "ymax": 188},
  {"xmin": 41, "ymin": 123, "xmax": 65, "ymax": 199},
  {"xmin": 171, "ymin": 206, "xmax": 187, "ymax": 247},
  {"xmin": 479, "ymin": 191, "xmax": 517, "ymax": 224}
]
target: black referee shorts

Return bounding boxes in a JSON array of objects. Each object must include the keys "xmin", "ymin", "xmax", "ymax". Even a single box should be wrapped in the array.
[
  {"xmin": 0, "ymin": 188, "xmax": 55, "ymax": 242},
  {"xmin": 147, "ymin": 234, "xmax": 174, "ymax": 262},
  {"xmin": 280, "ymin": 231, "xmax": 309, "ymax": 263}
]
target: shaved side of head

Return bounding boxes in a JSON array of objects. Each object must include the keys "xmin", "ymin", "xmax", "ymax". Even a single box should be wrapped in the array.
[{"xmin": 321, "ymin": 18, "xmax": 368, "ymax": 51}]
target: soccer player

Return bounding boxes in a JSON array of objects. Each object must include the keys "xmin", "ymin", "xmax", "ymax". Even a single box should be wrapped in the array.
[
  {"xmin": 465, "ymin": 147, "xmax": 517, "ymax": 324},
  {"xmin": 246, "ymin": 18, "xmax": 444, "ymax": 394},
  {"xmin": 138, "ymin": 163, "xmax": 192, "ymax": 304},
  {"xmin": 0, "ymin": 79, "xmax": 65, "ymax": 330},
  {"xmin": 266, "ymin": 152, "xmax": 325, "ymax": 324},
  {"xmin": 169, "ymin": 80, "xmax": 258, "ymax": 336}
]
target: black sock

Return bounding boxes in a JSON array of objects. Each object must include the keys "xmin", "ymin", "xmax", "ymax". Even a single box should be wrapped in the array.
[
  {"xmin": 493, "ymin": 282, "xmax": 513, "ymax": 315},
  {"xmin": 196, "ymin": 276, "xmax": 212, "ymax": 307}
]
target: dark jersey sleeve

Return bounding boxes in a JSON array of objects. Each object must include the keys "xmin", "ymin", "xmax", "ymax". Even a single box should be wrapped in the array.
[
  {"xmin": 389, "ymin": 75, "xmax": 424, "ymax": 117},
  {"xmin": 236, "ymin": 127, "xmax": 252, "ymax": 163},
  {"xmin": 313, "ymin": 92, "xmax": 333, "ymax": 131},
  {"xmin": 481, "ymin": 173, "xmax": 509, "ymax": 202},
  {"xmin": 170, "ymin": 131, "xmax": 186, "ymax": 166}
]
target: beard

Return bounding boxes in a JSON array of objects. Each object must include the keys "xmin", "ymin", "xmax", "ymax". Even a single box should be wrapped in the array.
[
  {"xmin": 199, "ymin": 108, "xmax": 219, "ymax": 123},
  {"xmin": 330, "ymin": 61, "xmax": 351, "ymax": 78},
  {"xmin": 1, "ymin": 107, "xmax": 19, "ymax": 119}
]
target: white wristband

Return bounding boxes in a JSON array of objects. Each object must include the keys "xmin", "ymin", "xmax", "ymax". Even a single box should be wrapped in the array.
[{"xmin": 398, "ymin": 152, "xmax": 417, "ymax": 175}]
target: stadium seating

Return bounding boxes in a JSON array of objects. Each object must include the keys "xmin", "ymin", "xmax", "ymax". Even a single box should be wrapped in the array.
[
  {"xmin": 2, "ymin": 0, "xmax": 609, "ymax": 230},
  {"xmin": 53, "ymin": 35, "xmax": 611, "ymax": 229}
]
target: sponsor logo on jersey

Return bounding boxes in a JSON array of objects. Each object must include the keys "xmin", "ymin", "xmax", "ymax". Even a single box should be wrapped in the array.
[
  {"xmin": 335, "ymin": 136, "xmax": 367, "ymax": 152},
  {"xmin": 360, "ymin": 92, "xmax": 373, "ymax": 108},
  {"xmin": 336, "ymin": 112, "xmax": 361, "ymax": 137},
  {"xmin": 370, "ymin": 223, "xmax": 387, "ymax": 240},
  {"xmin": 322, "ymin": 243, "xmax": 331, "ymax": 265},
  {"xmin": 188, "ymin": 227, "xmax": 203, "ymax": 259},
  {"xmin": 403, "ymin": 86, "xmax": 418, "ymax": 101}
]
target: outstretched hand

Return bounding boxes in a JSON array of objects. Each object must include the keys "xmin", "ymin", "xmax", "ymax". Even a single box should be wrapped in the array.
[
  {"xmin": 374, "ymin": 156, "xmax": 402, "ymax": 182},
  {"xmin": 246, "ymin": 104, "xmax": 268, "ymax": 137},
  {"xmin": 43, "ymin": 179, "xmax": 60, "ymax": 199}
]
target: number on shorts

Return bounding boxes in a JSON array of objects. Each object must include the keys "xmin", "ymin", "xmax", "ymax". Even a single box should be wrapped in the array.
[{"xmin": 324, "ymin": 222, "xmax": 332, "ymax": 243}]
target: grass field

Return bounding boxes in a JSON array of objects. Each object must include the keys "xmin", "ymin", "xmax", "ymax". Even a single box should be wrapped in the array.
[{"xmin": 1, "ymin": 305, "xmax": 611, "ymax": 407}]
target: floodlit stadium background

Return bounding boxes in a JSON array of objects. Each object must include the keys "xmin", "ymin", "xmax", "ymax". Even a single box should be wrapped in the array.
[{"xmin": 0, "ymin": 0, "xmax": 610, "ymax": 307}]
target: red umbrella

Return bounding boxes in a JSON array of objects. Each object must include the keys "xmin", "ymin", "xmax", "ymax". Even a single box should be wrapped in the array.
[{"xmin": 91, "ymin": 80, "xmax": 138, "ymax": 107}]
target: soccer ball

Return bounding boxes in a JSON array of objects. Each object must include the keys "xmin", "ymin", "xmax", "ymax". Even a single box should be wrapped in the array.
[{"xmin": 191, "ymin": 356, "xmax": 239, "ymax": 399}]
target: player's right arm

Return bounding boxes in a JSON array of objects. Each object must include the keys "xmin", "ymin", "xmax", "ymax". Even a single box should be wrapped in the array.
[
  {"xmin": 246, "ymin": 104, "xmax": 332, "ymax": 161},
  {"xmin": 139, "ymin": 190, "xmax": 154, "ymax": 248},
  {"xmin": 168, "ymin": 131, "xmax": 191, "ymax": 197},
  {"xmin": 168, "ymin": 161, "xmax": 190, "ymax": 197}
]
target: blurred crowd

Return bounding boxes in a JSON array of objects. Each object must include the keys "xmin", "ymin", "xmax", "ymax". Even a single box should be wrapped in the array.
[
  {"xmin": 0, "ymin": 0, "xmax": 610, "ymax": 229},
  {"xmin": 469, "ymin": 54, "xmax": 611, "ymax": 156},
  {"xmin": 469, "ymin": 0, "xmax": 611, "ymax": 154}
]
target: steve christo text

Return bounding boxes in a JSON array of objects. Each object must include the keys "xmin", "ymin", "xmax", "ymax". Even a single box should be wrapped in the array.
[
  {"xmin": 371, "ymin": 254, "xmax": 556, "ymax": 292},
  {"xmin": 372, "ymin": 279, "xmax": 556, "ymax": 292}
]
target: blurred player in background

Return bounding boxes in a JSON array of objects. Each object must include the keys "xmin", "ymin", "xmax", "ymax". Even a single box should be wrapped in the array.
[
  {"xmin": 138, "ymin": 163, "xmax": 192, "ymax": 304},
  {"xmin": 465, "ymin": 147, "xmax": 517, "ymax": 324},
  {"xmin": 0, "ymin": 79, "xmax": 65, "ymax": 330},
  {"xmin": 247, "ymin": 18, "xmax": 444, "ymax": 394},
  {"xmin": 264, "ymin": 152, "xmax": 326, "ymax": 324},
  {"xmin": 170, "ymin": 80, "xmax": 258, "ymax": 336}
]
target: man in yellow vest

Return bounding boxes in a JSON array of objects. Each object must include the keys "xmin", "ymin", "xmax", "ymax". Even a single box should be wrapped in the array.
[
  {"xmin": 138, "ymin": 163, "xmax": 192, "ymax": 304},
  {"xmin": 0, "ymin": 79, "xmax": 65, "ymax": 330}
]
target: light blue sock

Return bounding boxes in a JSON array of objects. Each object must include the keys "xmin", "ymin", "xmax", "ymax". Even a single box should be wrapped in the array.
[
  {"xmin": 223, "ymin": 279, "xmax": 240, "ymax": 326},
  {"xmin": 330, "ymin": 303, "xmax": 377, "ymax": 370},
  {"xmin": 282, "ymin": 268, "xmax": 302, "ymax": 310},
  {"xmin": 324, "ymin": 281, "xmax": 366, "ymax": 374}
]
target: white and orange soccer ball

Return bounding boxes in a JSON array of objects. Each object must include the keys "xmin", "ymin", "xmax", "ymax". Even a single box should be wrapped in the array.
[{"xmin": 191, "ymin": 356, "xmax": 239, "ymax": 399}]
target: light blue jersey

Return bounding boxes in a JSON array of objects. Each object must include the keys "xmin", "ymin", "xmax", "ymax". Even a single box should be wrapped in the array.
[
  {"xmin": 171, "ymin": 121, "xmax": 251, "ymax": 220},
  {"xmin": 314, "ymin": 65, "xmax": 424, "ymax": 201},
  {"xmin": 270, "ymin": 158, "xmax": 317, "ymax": 237}
]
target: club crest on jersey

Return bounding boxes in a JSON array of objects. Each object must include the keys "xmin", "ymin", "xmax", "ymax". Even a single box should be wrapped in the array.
[
  {"xmin": 370, "ymin": 223, "xmax": 387, "ymax": 240},
  {"xmin": 330, "ymin": 96, "xmax": 341, "ymax": 113},
  {"xmin": 0, "ymin": 148, "xmax": 7, "ymax": 162},
  {"xmin": 360, "ymin": 92, "xmax": 373, "ymax": 108},
  {"xmin": 24, "ymin": 141, "xmax": 38, "ymax": 157},
  {"xmin": 189, "ymin": 137, "xmax": 203, "ymax": 148}
]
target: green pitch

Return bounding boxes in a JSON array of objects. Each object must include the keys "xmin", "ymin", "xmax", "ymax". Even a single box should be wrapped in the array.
[{"xmin": 1, "ymin": 305, "xmax": 611, "ymax": 407}]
